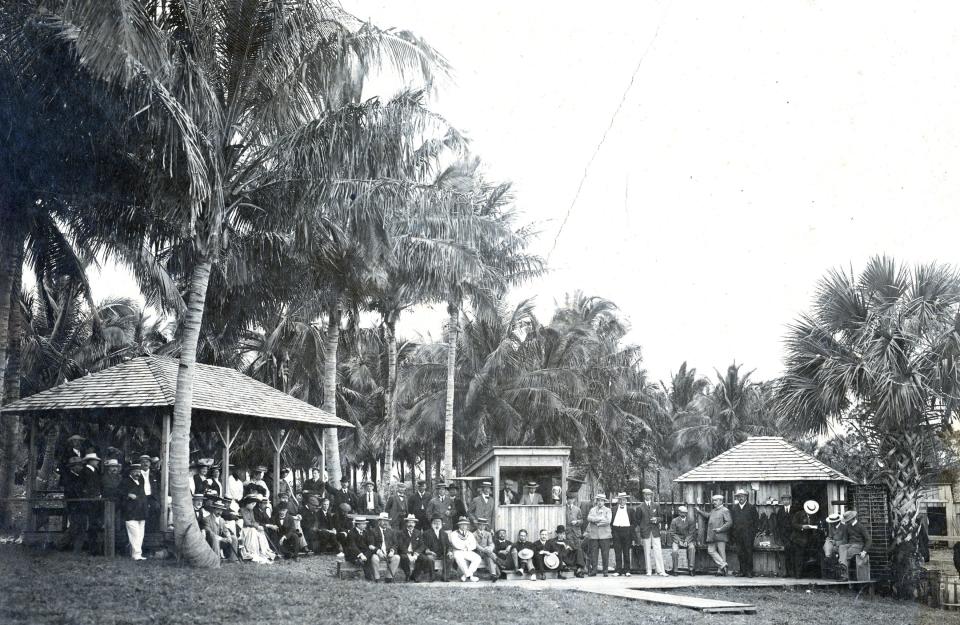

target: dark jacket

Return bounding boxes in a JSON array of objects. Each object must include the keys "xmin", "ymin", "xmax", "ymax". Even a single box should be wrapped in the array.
[
  {"xmin": 409, "ymin": 490, "xmax": 432, "ymax": 527},
  {"xmin": 364, "ymin": 524, "xmax": 397, "ymax": 554},
  {"xmin": 385, "ymin": 494, "xmax": 409, "ymax": 526},
  {"xmin": 79, "ymin": 466, "xmax": 101, "ymax": 498},
  {"xmin": 396, "ymin": 528, "xmax": 425, "ymax": 555},
  {"xmin": 119, "ymin": 476, "xmax": 149, "ymax": 521},
  {"xmin": 729, "ymin": 502, "xmax": 759, "ymax": 540},
  {"xmin": 844, "ymin": 520, "xmax": 872, "ymax": 551},
  {"xmin": 324, "ymin": 483, "xmax": 359, "ymax": 525},
  {"xmin": 344, "ymin": 527, "xmax": 367, "ymax": 562},
  {"xmin": 357, "ymin": 491, "xmax": 384, "ymax": 515},
  {"xmin": 421, "ymin": 526, "xmax": 449, "ymax": 557},
  {"xmin": 635, "ymin": 501, "xmax": 663, "ymax": 539}
]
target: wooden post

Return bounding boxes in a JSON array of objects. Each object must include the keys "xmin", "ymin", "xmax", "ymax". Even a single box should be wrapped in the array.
[
  {"xmin": 103, "ymin": 500, "xmax": 115, "ymax": 557},
  {"xmin": 26, "ymin": 416, "xmax": 37, "ymax": 532},
  {"xmin": 266, "ymin": 426, "xmax": 292, "ymax": 504},
  {"xmin": 160, "ymin": 411, "xmax": 171, "ymax": 529},
  {"xmin": 221, "ymin": 420, "xmax": 231, "ymax": 489}
]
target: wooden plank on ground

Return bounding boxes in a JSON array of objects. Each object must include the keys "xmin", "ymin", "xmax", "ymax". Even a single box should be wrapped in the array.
[{"xmin": 578, "ymin": 587, "xmax": 756, "ymax": 614}]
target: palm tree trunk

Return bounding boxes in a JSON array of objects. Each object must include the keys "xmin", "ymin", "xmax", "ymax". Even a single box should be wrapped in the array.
[
  {"xmin": 37, "ymin": 422, "xmax": 59, "ymax": 489},
  {"xmin": 322, "ymin": 299, "xmax": 342, "ymax": 484},
  {"xmin": 882, "ymin": 429, "xmax": 925, "ymax": 596},
  {"xmin": 442, "ymin": 302, "xmax": 458, "ymax": 479},
  {"xmin": 0, "ymin": 232, "xmax": 14, "ymax": 400},
  {"xmin": 170, "ymin": 258, "xmax": 220, "ymax": 568},
  {"xmin": 0, "ymin": 247, "xmax": 24, "ymax": 527},
  {"xmin": 382, "ymin": 317, "xmax": 398, "ymax": 484}
]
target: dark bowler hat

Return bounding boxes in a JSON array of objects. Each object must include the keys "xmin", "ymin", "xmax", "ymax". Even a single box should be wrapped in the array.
[
  {"xmin": 340, "ymin": 477, "xmax": 351, "ymax": 484},
  {"xmin": 430, "ymin": 515, "xmax": 444, "ymax": 523},
  {"xmin": 556, "ymin": 525, "xmax": 566, "ymax": 533},
  {"xmin": 68, "ymin": 457, "xmax": 84, "ymax": 466},
  {"xmin": 416, "ymin": 479, "xmax": 426, "ymax": 486}
]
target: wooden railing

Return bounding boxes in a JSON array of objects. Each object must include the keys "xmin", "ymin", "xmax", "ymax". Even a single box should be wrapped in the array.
[{"xmin": 3, "ymin": 496, "xmax": 117, "ymax": 557}]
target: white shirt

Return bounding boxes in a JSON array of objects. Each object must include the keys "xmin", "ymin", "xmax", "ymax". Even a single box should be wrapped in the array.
[
  {"xmin": 142, "ymin": 469, "xmax": 152, "ymax": 496},
  {"xmin": 613, "ymin": 506, "xmax": 631, "ymax": 527},
  {"xmin": 366, "ymin": 492, "xmax": 376, "ymax": 510}
]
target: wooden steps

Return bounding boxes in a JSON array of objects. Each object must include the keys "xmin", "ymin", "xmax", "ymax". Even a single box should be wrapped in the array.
[{"xmin": 581, "ymin": 587, "xmax": 756, "ymax": 614}]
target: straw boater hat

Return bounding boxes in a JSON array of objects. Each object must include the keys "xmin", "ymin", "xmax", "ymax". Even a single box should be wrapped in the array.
[
  {"xmin": 352, "ymin": 514, "xmax": 369, "ymax": 525},
  {"xmin": 103, "ymin": 458, "xmax": 120, "ymax": 468},
  {"xmin": 677, "ymin": 505, "xmax": 688, "ymax": 513},
  {"xmin": 803, "ymin": 500, "xmax": 820, "ymax": 515},
  {"xmin": 403, "ymin": 514, "xmax": 418, "ymax": 523},
  {"xmin": 476, "ymin": 517, "xmax": 489, "ymax": 525},
  {"xmin": 377, "ymin": 512, "xmax": 390, "ymax": 522},
  {"xmin": 543, "ymin": 552, "xmax": 561, "ymax": 570},
  {"xmin": 826, "ymin": 513, "xmax": 842, "ymax": 524},
  {"xmin": 594, "ymin": 493, "xmax": 607, "ymax": 501},
  {"xmin": 517, "ymin": 547, "xmax": 534, "ymax": 560},
  {"xmin": 456, "ymin": 516, "xmax": 470, "ymax": 526},
  {"xmin": 735, "ymin": 489, "xmax": 748, "ymax": 496},
  {"xmin": 641, "ymin": 488, "xmax": 653, "ymax": 495},
  {"xmin": 525, "ymin": 482, "xmax": 538, "ymax": 489},
  {"xmin": 192, "ymin": 492, "xmax": 206, "ymax": 502},
  {"xmin": 253, "ymin": 465, "xmax": 268, "ymax": 473},
  {"xmin": 842, "ymin": 510, "xmax": 858, "ymax": 523},
  {"xmin": 481, "ymin": 481, "xmax": 492, "ymax": 489},
  {"xmin": 616, "ymin": 492, "xmax": 629, "ymax": 499},
  {"xmin": 711, "ymin": 494, "xmax": 724, "ymax": 501},
  {"xmin": 82, "ymin": 452, "xmax": 101, "ymax": 462}
]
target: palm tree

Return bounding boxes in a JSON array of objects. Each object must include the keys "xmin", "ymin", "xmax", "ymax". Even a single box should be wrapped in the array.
[
  {"xmin": 776, "ymin": 256, "xmax": 960, "ymax": 591},
  {"xmin": 37, "ymin": 0, "xmax": 446, "ymax": 567}
]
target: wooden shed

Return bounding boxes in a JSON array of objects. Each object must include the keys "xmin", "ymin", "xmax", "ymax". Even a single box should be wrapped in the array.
[
  {"xmin": 462, "ymin": 446, "xmax": 570, "ymax": 540},
  {"xmin": 674, "ymin": 436, "xmax": 855, "ymax": 576}
]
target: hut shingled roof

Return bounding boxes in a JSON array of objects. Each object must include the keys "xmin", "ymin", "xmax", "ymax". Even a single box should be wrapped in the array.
[{"xmin": 674, "ymin": 436, "xmax": 853, "ymax": 483}]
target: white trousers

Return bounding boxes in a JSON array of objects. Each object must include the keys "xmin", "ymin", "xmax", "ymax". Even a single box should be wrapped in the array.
[
  {"xmin": 453, "ymin": 550, "xmax": 482, "ymax": 577},
  {"xmin": 643, "ymin": 536, "xmax": 666, "ymax": 574},
  {"xmin": 125, "ymin": 520, "xmax": 146, "ymax": 559}
]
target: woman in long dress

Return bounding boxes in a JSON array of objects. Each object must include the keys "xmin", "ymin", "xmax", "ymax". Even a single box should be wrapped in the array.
[{"xmin": 239, "ymin": 493, "xmax": 276, "ymax": 563}]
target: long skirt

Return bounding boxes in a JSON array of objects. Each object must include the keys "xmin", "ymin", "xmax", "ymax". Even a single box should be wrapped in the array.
[{"xmin": 240, "ymin": 527, "xmax": 276, "ymax": 563}]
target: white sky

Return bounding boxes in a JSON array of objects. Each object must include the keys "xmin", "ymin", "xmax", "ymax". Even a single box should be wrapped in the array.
[{"xmin": 90, "ymin": 1, "xmax": 960, "ymax": 383}]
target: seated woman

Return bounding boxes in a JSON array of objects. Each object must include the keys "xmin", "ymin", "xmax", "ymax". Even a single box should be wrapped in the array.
[{"xmin": 239, "ymin": 493, "xmax": 276, "ymax": 563}]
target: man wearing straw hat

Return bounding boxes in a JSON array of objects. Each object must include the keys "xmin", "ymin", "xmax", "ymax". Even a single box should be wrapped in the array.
[
  {"xmin": 520, "ymin": 482, "xmax": 543, "ymax": 505},
  {"xmin": 474, "ymin": 517, "xmax": 499, "ymax": 582},
  {"xmin": 585, "ymin": 493, "xmax": 612, "ymax": 576},
  {"xmin": 610, "ymin": 493, "xmax": 634, "ymax": 576},
  {"xmin": 823, "ymin": 512, "xmax": 844, "ymax": 558},
  {"xmin": 695, "ymin": 494, "xmax": 732, "ymax": 576},
  {"xmin": 730, "ymin": 488, "xmax": 759, "ymax": 577},
  {"xmin": 638, "ymin": 488, "xmax": 668, "ymax": 577},
  {"xmin": 119, "ymin": 463, "xmax": 149, "ymax": 560},
  {"xmin": 837, "ymin": 510, "xmax": 871, "ymax": 581},
  {"xmin": 396, "ymin": 514, "xmax": 426, "ymax": 581},
  {"xmin": 788, "ymin": 499, "xmax": 821, "ymax": 578},
  {"xmin": 344, "ymin": 515, "xmax": 374, "ymax": 580},
  {"xmin": 668, "ymin": 505, "xmax": 698, "ymax": 576},
  {"xmin": 365, "ymin": 512, "xmax": 401, "ymax": 582},
  {"xmin": 449, "ymin": 516, "xmax": 483, "ymax": 582}
]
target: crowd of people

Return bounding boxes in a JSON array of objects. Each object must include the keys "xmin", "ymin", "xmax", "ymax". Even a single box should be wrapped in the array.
[{"xmin": 55, "ymin": 436, "xmax": 872, "ymax": 582}]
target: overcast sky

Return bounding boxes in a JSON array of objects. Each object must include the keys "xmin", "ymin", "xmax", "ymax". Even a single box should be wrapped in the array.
[{"xmin": 90, "ymin": 1, "xmax": 960, "ymax": 383}]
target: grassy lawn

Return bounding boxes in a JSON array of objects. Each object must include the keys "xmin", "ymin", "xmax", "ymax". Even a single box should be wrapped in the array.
[{"xmin": 0, "ymin": 545, "xmax": 955, "ymax": 625}]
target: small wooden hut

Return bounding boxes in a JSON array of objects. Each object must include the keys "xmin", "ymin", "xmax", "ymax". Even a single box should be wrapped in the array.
[
  {"xmin": 462, "ymin": 446, "xmax": 570, "ymax": 540},
  {"xmin": 674, "ymin": 436, "xmax": 855, "ymax": 575}
]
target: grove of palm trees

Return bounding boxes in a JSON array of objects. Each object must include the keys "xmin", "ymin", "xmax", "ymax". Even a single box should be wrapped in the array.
[{"xmin": 1, "ymin": 1, "xmax": 959, "ymax": 622}]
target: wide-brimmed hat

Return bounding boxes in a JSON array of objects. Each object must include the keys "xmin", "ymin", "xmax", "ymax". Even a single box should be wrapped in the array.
[
  {"xmin": 711, "ymin": 494, "xmax": 724, "ymax": 501},
  {"xmin": 456, "ymin": 516, "xmax": 470, "ymax": 526},
  {"xmin": 517, "ymin": 548, "xmax": 534, "ymax": 560},
  {"xmin": 525, "ymin": 482, "xmax": 538, "ymax": 488},
  {"xmin": 351, "ymin": 514, "xmax": 369, "ymax": 524},
  {"xmin": 594, "ymin": 493, "xmax": 607, "ymax": 501},
  {"xmin": 476, "ymin": 517, "xmax": 489, "ymax": 524},
  {"xmin": 677, "ymin": 505, "xmax": 688, "ymax": 513},
  {"xmin": 192, "ymin": 492, "xmax": 206, "ymax": 501},
  {"xmin": 826, "ymin": 513, "xmax": 842, "ymax": 524},
  {"xmin": 377, "ymin": 512, "xmax": 390, "ymax": 521},
  {"xmin": 842, "ymin": 510, "xmax": 858, "ymax": 523},
  {"xmin": 67, "ymin": 434, "xmax": 84, "ymax": 442},
  {"xmin": 103, "ymin": 458, "xmax": 120, "ymax": 467},
  {"xmin": 82, "ymin": 452, "xmax": 101, "ymax": 462},
  {"xmin": 240, "ymin": 492, "xmax": 264, "ymax": 504},
  {"xmin": 734, "ymin": 489, "xmax": 748, "ymax": 496},
  {"xmin": 641, "ymin": 488, "xmax": 653, "ymax": 495},
  {"xmin": 543, "ymin": 552, "xmax": 560, "ymax": 570},
  {"xmin": 803, "ymin": 500, "xmax": 820, "ymax": 515},
  {"xmin": 403, "ymin": 514, "xmax": 418, "ymax": 523}
]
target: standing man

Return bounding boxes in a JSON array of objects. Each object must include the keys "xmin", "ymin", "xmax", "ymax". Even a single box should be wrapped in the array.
[
  {"xmin": 119, "ymin": 463, "xmax": 149, "ymax": 560},
  {"xmin": 364, "ymin": 512, "xmax": 400, "ymax": 582},
  {"xmin": 585, "ymin": 493, "xmax": 612, "ymax": 577},
  {"xmin": 773, "ymin": 493, "xmax": 797, "ymax": 577},
  {"xmin": 668, "ymin": 505, "xmax": 698, "ymax": 576},
  {"xmin": 325, "ymin": 476, "xmax": 358, "ymax": 541},
  {"xmin": 565, "ymin": 492, "xmax": 584, "ymax": 542},
  {"xmin": 637, "ymin": 488, "xmax": 667, "ymax": 577},
  {"xmin": 610, "ymin": 494, "xmax": 634, "ymax": 576},
  {"xmin": 729, "ymin": 489, "xmax": 759, "ymax": 577},
  {"xmin": 696, "ymin": 494, "xmax": 732, "ymax": 575},
  {"xmin": 520, "ymin": 482, "xmax": 543, "ymax": 505},
  {"xmin": 837, "ymin": 510, "xmax": 871, "ymax": 581},
  {"xmin": 500, "ymin": 480, "xmax": 517, "ymax": 505},
  {"xmin": 788, "ymin": 500, "xmax": 822, "ymax": 578},
  {"xmin": 409, "ymin": 479, "xmax": 432, "ymax": 530},
  {"xmin": 303, "ymin": 467, "xmax": 324, "ymax": 493},
  {"xmin": 358, "ymin": 480, "xmax": 382, "ymax": 515},
  {"xmin": 468, "ymin": 481, "xmax": 495, "ymax": 529},
  {"xmin": 384, "ymin": 485, "xmax": 409, "ymax": 529},
  {"xmin": 426, "ymin": 483, "xmax": 455, "ymax": 530}
]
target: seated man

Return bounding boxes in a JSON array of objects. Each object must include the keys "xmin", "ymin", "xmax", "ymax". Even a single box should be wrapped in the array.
[
  {"xmin": 473, "ymin": 517, "xmax": 499, "ymax": 582},
  {"xmin": 493, "ymin": 529, "xmax": 514, "ymax": 572},
  {"xmin": 273, "ymin": 503, "xmax": 308, "ymax": 559},
  {"xmin": 364, "ymin": 512, "xmax": 401, "ymax": 582},
  {"xmin": 304, "ymin": 496, "xmax": 340, "ymax": 554},
  {"xmin": 449, "ymin": 516, "xmax": 483, "ymax": 582},
  {"xmin": 421, "ymin": 515, "xmax": 450, "ymax": 582},
  {"xmin": 396, "ymin": 514, "xmax": 425, "ymax": 582},
  {"xmin": 823, "ymin": 512, "xmax": 844, "ymax": 558},
  {"xmin": 532, "ymin": 528, "xmax": 558, "ymax": 580},
  {"xmin": 344, "ymin": 515, "xmax": 375, "ymax": 581},
  {"xmin": 547, "ymin": 525, "xmax": 587, "ymax": 578},
  {"xmin": 510, "ymin": 529, "xmax": 538, "ymax": 580},
  {"xmin": 202, "ymin": 498, "xmax": 240, "ymax": 562},
  {"xmin": 837, "ymin": 510, "xmax": 871, "ymax": 581},
  {"xmin": 668, "ymin": 505, "xmax": 698, "ymax": 576}
]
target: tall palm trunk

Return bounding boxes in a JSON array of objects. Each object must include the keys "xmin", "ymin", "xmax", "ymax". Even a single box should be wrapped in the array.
[
  {"xmin": 0, "ymin": 232, "xmax": 14, "ymax": 400},
  {"xmin": 442, "ymin": 301, "xmax": 458, "ymax": 480},
  {"xmin": 0, "ymin": 246, "xmax": 24, "ymax": 527},
  {"xmin": 322, "ymin": 299, "xmax": 342, "ymax": 484},
  {"xmin": 881, "ymin": 428, "xmax": 925, "ymax": 596},
  {"xmin": 170, "ymin": 258, "xmax": 220, "ymax": 568},
  {"xmin": 382, "ymin": 316, "xmax": 398, "ymax": 484}
]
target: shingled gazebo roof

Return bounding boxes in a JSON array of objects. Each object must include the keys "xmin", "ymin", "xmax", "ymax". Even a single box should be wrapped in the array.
[
  {"xmin": 674, "ymin": 436, "xmax": 853, "ymax": 483},
  {"xmin": 0, "ymin": 355, "xmax": 350, "ymax": 428}
]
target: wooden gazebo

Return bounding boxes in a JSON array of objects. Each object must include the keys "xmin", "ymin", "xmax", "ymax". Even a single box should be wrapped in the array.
[{"xmin": 0, "ymin": 355, "xmax": 352, "ymax": 543}]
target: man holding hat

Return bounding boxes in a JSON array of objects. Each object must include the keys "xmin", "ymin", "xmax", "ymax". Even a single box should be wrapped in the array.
[
  {"xmin": 426, "ymin": 483, "xmax": 455, "ymax": 530},
  {"xmin": 396, "ymin": 514, "xmax": 426, "ymax": 581},
  {"xmin": 409, "ymin": 479, "xmax": 432, "ymax": 530},
  {"xmin": 520, "ymin": 482, "xmax": 543, "ymax": 505},
  {"xmin": 359, "ymin": 480, "xmax": 383, "ymax": 515},
  {"xmin": 201, "ymin": 498, "xmax": 240, "ymax": 562},
  {"xmin": 449, "ymin": 516, "xmax": 482, "ymax": 582},
  {"xmin": 610, "ymin": 493, "xmax": 634, "ymax": 576},
  {"xmin": 421, "ymin": 515, "xmax": 450, "ymax": 581},
  {"xmin": 510, "ymin": 529, "xmax": 538, "ymax": 579},
  {"xmin": 119, "ymin": 463, "xmax": 149, "ymax": 560},
  {"xmin": 730, "ymin": 488, "xmax": 759, "ymax": 577},
  {"xmin": 468, "ymin": 481, "xmax": 495, "ymax": 529},
  {"xmin": 547, "ymin": 525, "xmax": 586, "ymax": 578},
  {"xmin": 695, "ymin": 494, "xmax": 732, "ymax": 575},
  {"xmin": 364, "ymin": 512, "xmax": 400, "ymax": 582},
  {"xmin": 837, "ymin": 510, "xmax": 871, "ymax": 581},
  {"xmin": 585, "ymin": 493, "xmax": 612, "ymax": 576},
  {"xmin": 385, "ymin": 485, "xmax": 410, "ymax": 529},
  {"xmin": 787, "ymin": 500, "xmax": 822, "ymax": 578},
  {"xmin": 668, "ymin": 506, "xmax": 698, "ymax": 575},
  {"xmin": 473, "ymin": 517, "xmax": 499, "ymax": 582},
  {"xmin": 637, "ymin": 488, "xmax": 667, "ymax": 576}
]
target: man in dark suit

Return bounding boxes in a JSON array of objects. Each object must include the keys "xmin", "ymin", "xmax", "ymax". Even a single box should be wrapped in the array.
[
  {"xmin": 636, "ymin": 488, "xmax": 667, "ymax": 576},
  {"xmin": 324, "ymin": 477, "xmax": 358, "ymax": 542},
  {"xmin": 358, "ymin": 480, "xmax": 384, "ymax": 516},
  {"xmin": 772, "ymin": 494, "xmax": 798, "ymax": 576},
  {"xmin": 729, "ymin": 488, "xmax": 759, "ymax": 577},
  {"xmin": 304, "ymin": 497, "xmax": 339, "ymax": 553},
  {"xmin": 344, "ymin": 516, "xmax": 374, "ymax": 580},
  {"xmin": 609, "ymin": 494, "xmax": 635, "ymax": 576},
  {"xmin": 364, "ymin": 512, "xmax": 400, "ymax": 582},
  {"xmin": 409, "ymin": 480, "xmax": 432, "ymax": 530},
  {"xmin": 546, "ymin": 525, "xmax": 587, "ymax": 578},
  {"xmin": 395, "ymin": 514, "xmax": 426, "ymax": 581},
  {"xmin": 119, "ymin": 463, "xmax": 150, "ymax": 560},
  {"xmin": 421, "ymin": 515, "xmax": 450, "ymax": 581},
  {"xmin": 448, "ymin": 484, "xmax": 467, "ymax": 523},
  {"xmin": 384, "ymin": 486, "xmax": 409, "ymax": 529},
  {"xmin": 425, "ymin": 483, "xmax": 456, "ymax": 530}
]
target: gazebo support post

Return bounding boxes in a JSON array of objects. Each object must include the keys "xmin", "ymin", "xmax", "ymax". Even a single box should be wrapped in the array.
[
  {"xmin": 266, "ymin": 425, "xmax": 292, "ymax": 503},
  {"xmin": 25, "ymin": 416, "xmax": 37, "ymax": 532},
  {"xmin": 160, "ymin": 411, "xmax": 171, "ymax": 530},
  {"xmin": 307, "ymin": 428, "xmax": 325, "ymax": 481},
  {"xmin": 214, "ymin": 418, "xmax": 243, "ymax": 494}
]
